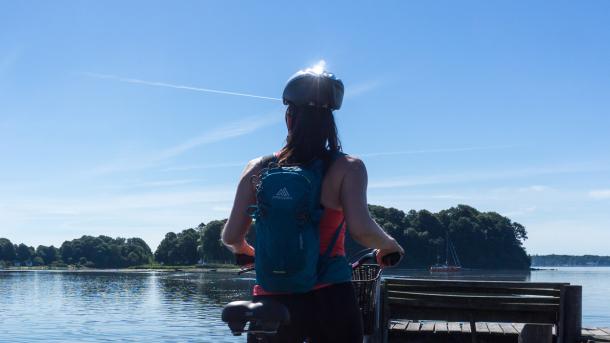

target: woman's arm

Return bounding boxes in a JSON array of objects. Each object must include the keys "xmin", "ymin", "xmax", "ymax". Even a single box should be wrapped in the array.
[
  {"xmin": 221, "ymin": 158, "xmax": 261, "ymax": 255},
  {"xmin": 340, "ymin": 157, "xmax": 404, "ymax": 261}
]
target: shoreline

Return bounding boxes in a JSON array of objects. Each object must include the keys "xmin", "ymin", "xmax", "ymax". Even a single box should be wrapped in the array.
[
  {"xmin": 0, "ymin": 266, "xmax": 240, "ymax": 273},
  {"xmin": 4, "ymin": 266, "xmax": 607, "ymax": 274}
]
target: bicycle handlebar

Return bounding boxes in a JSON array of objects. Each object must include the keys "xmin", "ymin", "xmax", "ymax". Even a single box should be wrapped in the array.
[
  {"xmin": 235, "ymin": 249, "xmax": 402, "ymax": 274},
  {"xmin": 351, "ymin": 250, "xmax": 402, "ymax": 270},
  {"xmin": 382, "ymin": 251, "xmax": 402, "ymax": 266}
]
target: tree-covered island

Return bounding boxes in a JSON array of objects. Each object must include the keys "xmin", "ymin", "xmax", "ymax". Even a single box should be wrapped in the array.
[{"xmin": 0, "ymin": 204, "xmax": 531, "ymax": 270}]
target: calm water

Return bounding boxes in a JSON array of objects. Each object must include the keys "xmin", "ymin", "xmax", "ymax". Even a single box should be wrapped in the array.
[{"xmin": 0, "ymin": 268, "xmax": 608, "ymax": 342}]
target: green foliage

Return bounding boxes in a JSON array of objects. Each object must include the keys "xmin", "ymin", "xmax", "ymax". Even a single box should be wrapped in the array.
[
  {"xmin": 1, "ymin": 204, "xmax": 530, "ymax": 270},
  {"xmin": 1, "ymin": 239, "xmax": 61, "ymax": 267},
  {"xmin": 15, "ymin": 243, "xmax": 34, "ymax": 262},
  {"xmin": 200, "ymin": 220, "xmax": 233, "ymax": 263},
  {"xmin": 0, "ymin": 238, "xmax": 16, "ymax": 262},
  {"xmin": 196, "ymin": 219, "xmax": 256, "ymax": 264},
  {"xmin": 32, "ymin": 256, "xmax": 45, "ymax": 266},
  {"xmin": 346, "ymin": 204, "xmax": 531, "ymax": 270},
  {"xmin": 59, "ymin": 235, "xmax": 153, "ymax": 268},
  {"xmin": 154, "ymin": 227, "xmax": 202, "ymax": 265}
]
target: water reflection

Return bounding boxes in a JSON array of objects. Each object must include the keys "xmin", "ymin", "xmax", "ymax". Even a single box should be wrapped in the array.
[
  {"xmin": 0, "ymin": 268, "xmax": 607, "ymax": 342},
  {"xmin": 158, "ymin": 271, "xmax": 253, "ymax": 306},
  {"xmin": 0, "ymin": 271, "xmax": 253, "ymax": 342}
]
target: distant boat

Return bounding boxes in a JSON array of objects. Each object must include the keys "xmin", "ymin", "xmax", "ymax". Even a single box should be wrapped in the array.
[{"xmin": 430, "ymin": 232, "xmax": 462, "ymax": 273}]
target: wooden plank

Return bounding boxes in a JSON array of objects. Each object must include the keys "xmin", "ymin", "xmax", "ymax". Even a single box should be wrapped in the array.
[
  {"xmin": 389, "ymin": 305, "xmax": 558, "ymax": 324},
  {"xmin": 581, "ymin": 328, "xmax": 594, "ymax": 335},
  {"xmin": 386, "ymin": 277, "xmax": 568, "ymax": 288},
  {"xmin": 420, "ymin": 321, "xmax": 435, "ymax": 333},
  {"xmin": 387, "ymin": 296, "xmax": 560, "ymax": 312},
  {"xmin": 387, "ymin": 284, "xmax": 561, "ymax": 297},
  {"xmin": 387, "ymin": 290, "xmax": 559, "ymax": 304},
  {"xmin": 435, "ymin": 321, "xmax": 448, "ymax": 333},
  {"xmin": 461, "ymin": 322, "xmax": 471, "ymax": 333},
  {"xmin": 406, "ymin": 321, "xmax": 421, "ymax": 332},
  {"xmin": 476, "ymin": 322, "xmax": 489, "ymax": 334},
  {"xmin": 587, "ymin": 336, "xmax": 610, "ymax": 343},
  {"xmin": 500, "ymin": 323, "xmax": 518, "ymax": 334},
  {"xmin": 488, "ymin": 322, "xmax": 503, "ymax": 334},
  {"xmin": 392, "ymin": 322, "xmax": 407, "ymax": 330},
  {"xmin": 583, "ymin": 329, "xmax": 610, "ymax": 336},
  {"xmin": 448, "ymin": 322, "xmax": 462, "ymax": 333},
  {"xmin": 386, "ymin": 278, "xmax": 568, "ymax": 290},
  {"xmin": 513, "ymin": 323, "xmax": 525, "ymax": 333}
]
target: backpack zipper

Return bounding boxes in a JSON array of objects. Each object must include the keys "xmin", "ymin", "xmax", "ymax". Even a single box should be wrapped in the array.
[{"xmin": 299, "ymin": 233, "xmax": 304, "ymax": 250}]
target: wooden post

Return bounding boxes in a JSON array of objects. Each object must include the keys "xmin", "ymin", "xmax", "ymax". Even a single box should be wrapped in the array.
[
  {"xmin": 519, "ymin": 324, "xmax": 553, "ymax": 343},
  {"xmin": 562, "ymin": 285, "xmax": 582, "ymax": 343},
  {"xmin": 380, "ymin": 281, "xmax": 389, "ymax": 343},
  {"xmin": 558, "ymin": 285, "xmax": 566, "ymax": 343},
  {"xmin": 469, "ymin": 313, "xmax": 477, "ymax": 343}
]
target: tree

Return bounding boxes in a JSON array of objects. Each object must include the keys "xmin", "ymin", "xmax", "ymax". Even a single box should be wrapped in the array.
[
  {"xmin": 59, "ymin": 235, "xmax": 153, "ymax": 268},
  {"xmin": 155, "ymin": 228, "xmax": 201, "ymax": 265},
  {"xmin": 178, "ymin": 229, "xmax": 200, "ymax": 265},
  {"xmin": 124, "ymin": 238, "xmax": 153, "ymax": 265},
  {"xmin": 347, "ymin": 204, "xmax": 530, "ymax": 270},
  {"xmin": 36, "ymin": 245, "xmax": 60, "ymax": 265},
  {"xmin": 155, "ymin": 232, "xmax": 179, "ymax": 265},
  {"xmin": 32, "ymin": 256, "xmax": 45, "ymax": 266},
  {"xmin": 0, "ymin": 238, "xmax": 16, "ymax": 262},
  {"xmin": 15, "ymin": 243, "xmax": 33, "ymax": 262},
  {"xmin": 201, "ymin": 220, "xmax": 232, "ymax": 263}
]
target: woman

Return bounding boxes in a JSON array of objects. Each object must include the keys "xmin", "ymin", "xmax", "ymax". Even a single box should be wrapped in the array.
[{"xmin": 222, "ymin": 66, "xmax": 404, "ymax": 342}]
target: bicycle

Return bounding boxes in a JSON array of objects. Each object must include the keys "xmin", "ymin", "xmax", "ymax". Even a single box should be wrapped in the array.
[{"xmin": 221, "ymin": 250, "xmax": 401, "ymax": 342}]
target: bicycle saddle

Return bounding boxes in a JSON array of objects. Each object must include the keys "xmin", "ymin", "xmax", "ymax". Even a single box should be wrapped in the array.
[{"xmin": 221, "ymin": 300, "xmax": 290, "ymax": 336}]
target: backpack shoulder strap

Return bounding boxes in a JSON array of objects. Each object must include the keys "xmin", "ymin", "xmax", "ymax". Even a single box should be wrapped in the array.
[
  {"xmin": 319, "ymin": 151, "xmax": 348, "ymax": 259},
  {"xmin": 259, "ymin": 154, "xmax": 277, "ymax": 169}
]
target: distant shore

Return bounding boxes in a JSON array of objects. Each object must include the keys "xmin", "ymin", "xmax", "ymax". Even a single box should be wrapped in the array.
[
  {"xmin": 0, "ymin": 264, "xmax": 239, "ymax": 273},
  {"xmin": 531, "ymin": 254, "xmax": 610, "ymax": 267}
]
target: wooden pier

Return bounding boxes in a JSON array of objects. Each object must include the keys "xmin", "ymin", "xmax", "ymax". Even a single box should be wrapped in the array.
[
  {"xmin": 377, "ymin": 278, "xmax": 603, "ymax": 343},
  {"xmin": 388, "ymin": 320, "xmax": 610, "ymax": 342}
]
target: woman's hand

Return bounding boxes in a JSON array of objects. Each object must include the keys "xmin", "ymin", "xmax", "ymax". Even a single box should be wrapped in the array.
[
  {"xmin": 234, "ymin": 241, "xmax": 255, "ymax": 256},
  {"xmin": 375, "ymin": 238, "xmax": 404, "ymax": 267}
]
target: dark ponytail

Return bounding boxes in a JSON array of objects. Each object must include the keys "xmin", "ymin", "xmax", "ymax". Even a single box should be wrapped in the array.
[{"xmin": 277, "ymin": 104, "xmax": 342, "ymax": 166}]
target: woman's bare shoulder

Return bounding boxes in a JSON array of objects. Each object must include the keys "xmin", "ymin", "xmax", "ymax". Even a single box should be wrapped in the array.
[
  {"xmin": 240, "ymin": 156, "xmax": 265, "ymax": 179},
  {"xmin": 333, "ymin": 153, "xmax": 366, "ymax": 173}
]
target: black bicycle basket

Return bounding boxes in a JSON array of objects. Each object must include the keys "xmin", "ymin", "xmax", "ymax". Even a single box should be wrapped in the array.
[{"xmin": 351, "ymin": 263, "xmax": 382, "ymax": 335}]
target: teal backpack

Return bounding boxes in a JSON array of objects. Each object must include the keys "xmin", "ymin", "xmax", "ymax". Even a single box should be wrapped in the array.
[{"xmin": 249, "ymin": 154, "xmax": 351, "ymax": 293}]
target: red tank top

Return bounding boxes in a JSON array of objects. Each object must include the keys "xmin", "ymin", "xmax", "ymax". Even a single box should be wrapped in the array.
[{"xmin": 252, "ymin": 207, "xmax": 346, "ymax": 296}]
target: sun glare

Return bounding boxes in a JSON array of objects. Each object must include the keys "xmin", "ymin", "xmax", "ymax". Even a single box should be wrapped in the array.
[{"xmin": 310, "ymin": 60, "xmax": 327, "ymax": 74}]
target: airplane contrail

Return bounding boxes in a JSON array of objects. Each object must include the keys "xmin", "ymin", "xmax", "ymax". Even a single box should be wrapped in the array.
[
  {"xmin": 357, "ymin": 145, "xmax": 517, "ymax": 158},
  {"xmin": 83, "ymin": 72, "xmax": 282, "ymax": 101}
]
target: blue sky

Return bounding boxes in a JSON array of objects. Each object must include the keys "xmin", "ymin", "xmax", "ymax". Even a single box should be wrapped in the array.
[{"xmin": 1, "ymin": 1, "xmax": 609, "ymax": 254}]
